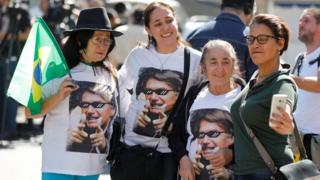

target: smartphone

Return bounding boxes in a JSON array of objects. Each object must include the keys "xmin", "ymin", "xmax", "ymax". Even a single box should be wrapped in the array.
[
  {"xmin": 83, "ymin": 123, "xmax": 96, "ymax": 135},
  {"xmin": 146, "ymin": 111, "xmax": 159, "ymax": 121},
  {"xmin": 197, "ymin": 155, "xmax": 210, "ymax": 179},
  {"xmin": 270, "ymin": 94, "xmax": 287, "ymax": 117}
]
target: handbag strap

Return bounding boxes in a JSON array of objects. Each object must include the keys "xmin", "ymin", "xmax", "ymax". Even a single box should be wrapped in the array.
[
  {"xmin": 239, "ymin": 83, "xmax": 308, "ymax": 175},
  {"xmin": 238, "ymin": 86, "xmax": 278, "ymax": 174},
  {"xmin": 114, "ymin": 77, "xmax": 125, "ymax": 137},
  {"xmin": 161, "ymin": 47, "xmax": 190, "ymax": 136}
]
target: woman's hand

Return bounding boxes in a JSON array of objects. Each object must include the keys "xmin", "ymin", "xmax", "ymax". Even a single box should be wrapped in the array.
[
  {"xmin": 207, "ymin": 167, "xmax": 230, "ymax": 180},
  {"xmin": 205, "ymin": 148, "xmax": 233, "ymax": 168},
  {"xmin": 179, "ymin": 155, "xmax": 196, "ymax": 180},
  {"xmin": 269, "ymin": 104, "xmax": 294, "ymax": 135},
  {"xmin": 57, "ymin": 77, "xmax": 78, "ymax": 100}
]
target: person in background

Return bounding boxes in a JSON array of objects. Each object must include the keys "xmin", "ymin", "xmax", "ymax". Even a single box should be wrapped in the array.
[
  {"xmin": 230, "ymin": 14, "xmax": 297, "ymax": 179},
  {"xmin": 106, "ymin": 8, "xmax": 122, "ymax": 30},
  {"xmin": 26, "ymin": 7, "xmax": 124, "ymax": 180},
  {"xmin": 0, "ymin": 0, "xmax": 31, "ymax": 141},
  {"xmin": 111, "ymin": 2, "xmax": 202, "ymax": 180},
  {"xmin": 109, "ymin": 5, "xmax": 148, "ymax": 69},
  {"xmin": 169, "ymin": 39, "xmax": 245, "ymax": 180},
  {"xmin": 187, "ymin": 0, "xmax": 256, "ymax": 82},
  {"xmin": 291, "ymin": 8, "xmax": 320, "ymax": 168}
]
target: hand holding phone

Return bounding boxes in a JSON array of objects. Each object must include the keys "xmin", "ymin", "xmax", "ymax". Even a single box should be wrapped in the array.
[{"xmin": 269, "ymin": 94, "xmax": 287, "ymax": 128}]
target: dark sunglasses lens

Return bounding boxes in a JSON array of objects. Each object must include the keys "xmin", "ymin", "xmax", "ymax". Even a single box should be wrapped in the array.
[
  {"xmin": 80, "ymin": 103, "xmax": 89, "ymax": 108},
  {"xmin": 155, "ymin": 89, "xmax": 169, "ymax": 95},
  {"xmin": 198, "ymin": 131, "xmax": 222, "ymax": 139},
  {"xmin": 92, "ymin": 102, "xmax": 105, "ymax": 108},
  {"xmin": 143, "ymin": 89, "xmax": 153, "ymax": 95}
]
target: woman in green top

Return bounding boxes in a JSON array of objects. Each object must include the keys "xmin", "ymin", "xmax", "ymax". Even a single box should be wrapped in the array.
[{"xmin": 230, "ymin": 14, "xmax": 297, "ymax": 179}]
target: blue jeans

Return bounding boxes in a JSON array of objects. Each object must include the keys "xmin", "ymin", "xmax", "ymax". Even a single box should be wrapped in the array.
[{"xmin": 42, "ymin": 172, "xmax": 99, "ymax": 180}]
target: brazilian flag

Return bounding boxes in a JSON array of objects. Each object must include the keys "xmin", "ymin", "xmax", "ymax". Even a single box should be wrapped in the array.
[{"xmin": 7, "ymin": 17, "xmax": 69, "ymax": 115}]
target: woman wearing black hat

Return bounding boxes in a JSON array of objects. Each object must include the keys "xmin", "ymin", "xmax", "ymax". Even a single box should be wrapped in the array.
[
  {"xmin": 110, "ymin": 2, "xmax": 202, "ymax": 180},
  {"xmin": 30, "ymin": 7, "xmax": 123, "ymax": 180}
]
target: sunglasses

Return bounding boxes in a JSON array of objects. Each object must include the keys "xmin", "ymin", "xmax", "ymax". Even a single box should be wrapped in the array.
[
  {"xmin": 91, "ymin": 37, "xmax": 113, "ymax": 46},
  {"xmin": 197, "ymin": 130, "xmax": 225, "ymax": 139},
  {"xmin": 245, "ymin": 34, "xmax": 279, "ymax": 45},
  {"xmin": 143, "ymin": 88, "xmax": 176, "ymax": 96},
  {"xmin": 79, "ymin": 102, "xmax": 109, "ymax": 109}
]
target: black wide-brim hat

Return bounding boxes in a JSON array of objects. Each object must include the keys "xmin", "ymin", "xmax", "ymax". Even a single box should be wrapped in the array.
[{"xmin": 63, "ymin": 7, "xmax": 123, "ymax": 37}]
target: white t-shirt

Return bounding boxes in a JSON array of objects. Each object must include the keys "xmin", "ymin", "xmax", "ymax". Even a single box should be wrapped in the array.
[
  {"xmin": 294, "ymin": 47, "xmax": 320, "ymax": 134},
  {"xmin": 41, "ymin": 62, "xmax": 118, "ymax": 175},
  {"xmin": 119, "ymin": 45, "xmax": 202, "ymax": 153},
  {"xmin": 186, "ymin": 86, "xmax": 241, "ymax": 160}
]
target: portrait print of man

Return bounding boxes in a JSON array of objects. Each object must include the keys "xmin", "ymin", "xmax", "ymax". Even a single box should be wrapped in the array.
[
  {"xmin": 134, "ymin": 67, "xmax": 183, "ymax": 137},
  {"xmin": 190, "ymin": 108, "xmax": 234, "ymax": 179},
  {"xmin": 67, "ymin": 81, "xmax": 117, "ymax": 154}
]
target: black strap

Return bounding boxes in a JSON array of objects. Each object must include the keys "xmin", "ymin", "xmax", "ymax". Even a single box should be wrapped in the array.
[
  {"xmin": 292, "ymin": 53, "xmax": 320, "ymax": 76},
  {"xmin": 291, "ymin": 53, "xmax": 304, "ymax": 76},
  {"xmin": 114, "ymin": 78, "xmax": 125, "ymax": 137},
  {"xmin": 161, "ymin": 47, "xmax": 190, "ymax": 136},
  {"xmin": 309, "ymin": 54, "xmax": 320, "ymax": 68}
]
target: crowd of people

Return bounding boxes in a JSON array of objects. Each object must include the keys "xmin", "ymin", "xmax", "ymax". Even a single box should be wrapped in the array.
[{"xmin": 1, "ymin": 0, "xmax": 320, "ymax": 179}]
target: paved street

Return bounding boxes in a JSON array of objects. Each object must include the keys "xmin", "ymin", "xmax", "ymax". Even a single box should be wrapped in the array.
[
  {"xmin": 0, "ymin": 107, "xmax": 110, "ymax": 180},
  {"xmin": 0, "ymin": 137, "xmax": 42, "ymax": 180},
  {"xmin": 0, "ymin": 136, "xmax": 110, "ymax": 180}
]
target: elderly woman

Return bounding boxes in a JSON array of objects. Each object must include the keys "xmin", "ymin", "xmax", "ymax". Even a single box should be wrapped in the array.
[
  {"xmin": 27, "ymin": 7, "xmax": 123, "ymax": 180},
  {"xmin": 169, "ymin": 39, "xmax": 245, "ymax": 180},
  {"xmin": 230, "ymin": 14, "xmax": 297, "ymax": 179}
]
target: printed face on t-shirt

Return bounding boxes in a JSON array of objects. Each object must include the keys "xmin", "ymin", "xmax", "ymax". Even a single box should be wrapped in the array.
[
  {"xmin": 133, "ymin": 67, "xmax": 183, "ymax": 138},
  {"xmin": 80, "ymin": 91, "xmax": 115, "ymax": 129},
  {"xmin": 197, "ymin": 120, "xmax": 234, "ymax": 156},
  {"xmin": 67, "ymin": 81, "xmax": 116, "ymax": 154},
  {"xmin": 144, "ymin": 77, "xmax": 178, "ymax": 114}
]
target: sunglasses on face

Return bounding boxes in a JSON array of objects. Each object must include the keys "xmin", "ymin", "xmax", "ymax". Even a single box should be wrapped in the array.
[
  {"xmin": 79, "ymin": 102, "xmax": 108, "ymax": 109},
  {"xmin": 91, "ymin": 37, "xmax": 113, "ymax": 46},
  {"xmin": 143, "ymin": 88, "xmax": 175, "ymax": 96},
  {"xmin": 245, "ymin": 34, "xmax": 279, "ymax": 45},
  {"xmin": 197, "ymin": 130, "xmax": 226, "ymax": 139}
]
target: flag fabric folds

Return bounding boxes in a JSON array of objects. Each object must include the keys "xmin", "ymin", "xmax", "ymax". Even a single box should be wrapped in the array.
[{"xmin": 7, "ymin": 17, "xmax": 69, "ymax": 115}]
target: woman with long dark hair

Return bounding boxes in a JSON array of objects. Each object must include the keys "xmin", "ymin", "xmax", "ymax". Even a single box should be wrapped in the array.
[{"xmin": 27, "ymin": 7, "xmax": 123, "ymax": 180}]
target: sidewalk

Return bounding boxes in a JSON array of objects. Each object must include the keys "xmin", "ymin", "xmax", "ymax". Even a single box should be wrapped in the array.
[
  {"xmin": 0, "ymin": 136, "xmax": 110, "ymax": 180},
  {"xmin": 0, "ymin": 107, "xmax": 110, "ymax": 180}
]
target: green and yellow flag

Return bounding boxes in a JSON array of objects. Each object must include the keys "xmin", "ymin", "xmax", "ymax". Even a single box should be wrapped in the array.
[{"xmin": 7, "ymin": 17, "xmax": 69, "ymax": 115}]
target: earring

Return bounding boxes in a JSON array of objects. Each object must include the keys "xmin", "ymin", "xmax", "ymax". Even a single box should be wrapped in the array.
[
  {"xmin": 79, "ymin": 49, "xmax": 85, "ymax": 54},
  {"xmin": 148, "ymin": 35, "xmax": 153, "ymax": 44}
]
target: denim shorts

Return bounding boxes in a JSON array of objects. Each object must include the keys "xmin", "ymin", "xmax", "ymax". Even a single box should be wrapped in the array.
[{"xmin": 42, "ymin": 172, "xmax": 99, "ymax": 180}]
